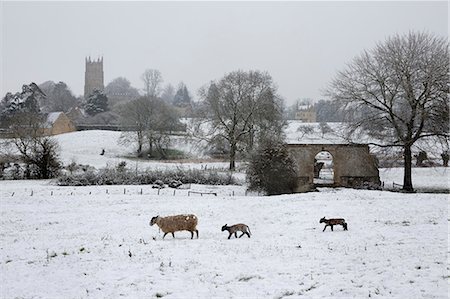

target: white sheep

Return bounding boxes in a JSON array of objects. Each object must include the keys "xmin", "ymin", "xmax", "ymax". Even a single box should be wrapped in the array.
[{"xmin": 150, "ymin": 214, "xmax": 199, "ymax": 239}]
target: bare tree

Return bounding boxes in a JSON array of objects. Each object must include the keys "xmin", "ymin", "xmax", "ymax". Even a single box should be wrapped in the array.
[
  {"xmin": 319, "ymin": 122, "xmax": 334, "ymax": 137},
  {"xmin": 141, "ymin": 69, "xmax": 163, "ymax": 97},
  {"xmin": 296, "ymin": 125, "xmax": 314, "ymax": 139},
  {"xmin": 8, "ymin": 112, "xmax": 61, "ymax": 179},
  {"xmin": 161, "ymin": 83, "xmax": 175, "ymax": 103},
  {"xmin": 326, "ymin": 32, "xmax": 449, "ymax": 192},
  {"xmin": 118, "ymin": 96, "xmax": 180, "ymax": 158},
  {"xmin": 198, "ymin": 70, "xmax": 284, "ymax": 170}
]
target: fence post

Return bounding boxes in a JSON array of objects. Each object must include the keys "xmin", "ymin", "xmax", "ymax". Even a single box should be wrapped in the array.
[
  {"xmin": 173, "ymin": 190, "xmax": 176, "ymax": 196},
  {"xmin": 158, "ymin": 188, "xmax": 160, "ymax": 195},
  {"xmin": 30, "ymin": 190, "xmax": 33, "ymax": 196},
  {"xmin": 124, "ymin": 188, "xmax": 126, "ymax": 194}
]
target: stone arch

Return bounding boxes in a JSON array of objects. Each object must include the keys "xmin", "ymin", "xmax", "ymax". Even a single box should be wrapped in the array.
[
  {"xmin": 287, "ymin": 144, "xmax": 380, "ymax": 192},
  {"xmin": 314, "ymin": 150, "xmax": 335, "ymax": 185}
]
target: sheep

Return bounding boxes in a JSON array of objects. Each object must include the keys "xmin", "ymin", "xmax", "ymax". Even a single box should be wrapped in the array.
[
  {"xmin": 221, "ymin": 223, "xmax": 251, "ymax": 239},
  {"xmin": 320, "ymin": 217, "xmax": 348, "ymax": 232},
  {"xmin": 150, "ymin": 214, "xmax": 199, "ymax": 239}
]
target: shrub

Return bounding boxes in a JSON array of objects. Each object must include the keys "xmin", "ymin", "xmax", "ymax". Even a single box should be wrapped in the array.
[
  {"xmin": 57, "ymin": 166, "xmax": 238, "ymax": 186},
  {"xmin": 247, "ymin": 140, "xmax": 298, "ymax": 195}
]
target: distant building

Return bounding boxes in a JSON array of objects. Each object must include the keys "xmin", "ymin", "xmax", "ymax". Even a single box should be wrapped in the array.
[
  {"xmin": 66, "ymin": 106, "xmax": 87, "ymax": 125},
  {"xmin": 84, "ymin": 57, "xmax": 104, "ymax": 98},
  {"xmin": 294, "ymin": 102, "xmax": 316, "ymax": 123},
  {"xmin": 43, "ymin": 112, "xmax": 77, "ymax": 135}
]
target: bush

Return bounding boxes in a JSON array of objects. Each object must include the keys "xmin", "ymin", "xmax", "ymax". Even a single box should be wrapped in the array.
[
  {"xmin": 57, "ymin": 167, "xmax": 238, "ymax": 186},
  {"xmin": 247, "ymin": 140, "xmax": 298, "ymax": 195}
]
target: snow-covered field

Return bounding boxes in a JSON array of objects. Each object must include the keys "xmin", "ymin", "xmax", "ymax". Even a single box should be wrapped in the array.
[
  {"xmin": 1, "ymin": 127, "xmax": 449, "ymax": 298},
  {"xmin": 0, "ymin": 180, "xmax": 448, "ymax": 298}
]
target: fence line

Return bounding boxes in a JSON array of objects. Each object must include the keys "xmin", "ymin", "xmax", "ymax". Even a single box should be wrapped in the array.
[
  {"xmin": 5, "ymin": 186, "xmax": 250, "ymax": 198},
  {"xmin": 392, "ymin": 182, "xmax": 403, "ymax": 189}
]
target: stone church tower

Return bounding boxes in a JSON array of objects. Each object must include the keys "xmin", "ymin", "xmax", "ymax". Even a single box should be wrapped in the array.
[{"xmin": 84, "ymin": 57, "xmax": 104, "ymax": 98}]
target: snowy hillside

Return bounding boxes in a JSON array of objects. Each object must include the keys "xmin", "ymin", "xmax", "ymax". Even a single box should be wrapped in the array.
[
  {"xmin": 53, "ymin": 130, "xmax": 230, "ymax": 170},
  {"xmin": 0, "ymin": 181, "xmax": 447, "ymax": 298}
]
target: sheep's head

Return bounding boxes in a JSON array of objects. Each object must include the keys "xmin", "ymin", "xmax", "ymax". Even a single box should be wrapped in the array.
[
  {"xmin": 319, "ymin": 217, "xmax": 326, "ymax": 223},
  {"xmin": 150, "ymin": 216, "xmax": 160, "ymax": 226},
  {"xmin": 221, "ymin": 224, "xmax": 228, "ymax": 231}
]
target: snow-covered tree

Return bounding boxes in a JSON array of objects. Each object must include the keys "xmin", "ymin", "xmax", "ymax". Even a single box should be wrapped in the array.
[
  {"xmin": 1, "ymin": 83, "xmax": 44, "ymax": 123},
  {"xmin": 84, "ymin": 89, "xmax": 108, "ymax": 116}
]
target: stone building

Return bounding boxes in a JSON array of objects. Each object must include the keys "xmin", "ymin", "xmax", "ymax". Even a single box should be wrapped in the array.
[
  {"xmin": 43, "ymin": 112, "xmax": 77, "ymax": 136},
  {"xmin": 288, "ymin": 143, "xmax": 380, "ymax": 192},
  {"xmin": 294, "ymin": 103, "xmax": 316, "ymax": 123},
  {"xmin": 84, "ymin": 57, "xmax": 104, "ymax": 98}
]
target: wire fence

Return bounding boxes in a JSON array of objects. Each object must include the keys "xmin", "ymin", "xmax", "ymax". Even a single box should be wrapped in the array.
[{"xmin": 2, "ymin": 184, "xmax": 255, "ymax": 198}]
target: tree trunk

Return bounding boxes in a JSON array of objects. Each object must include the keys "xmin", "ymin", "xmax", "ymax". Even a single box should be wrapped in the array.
[
  {"xmin": 402, "ymin": 145, "xmax": 414, "ymax": 192},
  {"xmin": 137, "ymin": 131, "xmax": 143, "ymax": 157},
  {"xmin": 229, "ymin": 142, "xmax": 236, "ymax": 170}
]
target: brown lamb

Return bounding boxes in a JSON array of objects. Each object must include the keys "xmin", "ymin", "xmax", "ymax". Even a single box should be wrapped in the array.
[
  {"xmin": 320, "ymin": 217, "xmax": 348, "ymax": 232},
  {"xmin": 150, "ymin": 214, "xmax": 199, "ymax": 239}
]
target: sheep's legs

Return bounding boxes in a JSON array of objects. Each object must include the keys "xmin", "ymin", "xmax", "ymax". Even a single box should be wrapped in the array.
[
  {"xmin": 228, "ymin": 233, "xmax": 232, "ymax": 239},
  {"xmin": 323, "ymin": 225, "xmax": 327, "ymax": 232},
  {"xmin": 237, "ymin": 232, "xmax": 251, "ymax": 238},
  {"xmin": 163, "ymin": 232, "xmax": 168, "ymax": 239},
  {"xmin": 190, "ymin": 231, "xmax": 194, "ymax": 239},
  {"xmin": 195, "ymin": 230, "xmax": 199, "ymax": 239},
  {"xmin": 330, "ymin": 225, "xmax": 334, "ymax": 231},
  {"xmin": 171, "ymin": 232, "xmax": 175, "ymax": 238},
  {"xmin": 343, "ymin": 223, "xmax": 348, "ymax": 231},
  {"xmin": 234, "ymin": 232, "xmax": 238, "ymax": 238}
]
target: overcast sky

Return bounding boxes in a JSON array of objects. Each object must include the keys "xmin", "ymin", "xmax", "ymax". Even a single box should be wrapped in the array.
[{"xmin": 1, "ymin": 1, "xmax": 448, "ymax": 104}]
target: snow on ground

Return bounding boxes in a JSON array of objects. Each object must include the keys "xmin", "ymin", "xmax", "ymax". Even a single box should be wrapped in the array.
[
  {"xmin": 54, "ymin": 130, "xmax": 231, "ymax": 171},
  {"xmin": 379, "ymin": 167, "xmax": 450, "ymax": 190},
  {"xmin": 0, "ymin": 180, "xmax": 447, "ymax": 298}
]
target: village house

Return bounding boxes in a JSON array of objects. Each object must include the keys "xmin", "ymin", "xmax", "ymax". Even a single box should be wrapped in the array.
[
  {"xmin": 43, "ymin": 112, "xmax": 77, "ymax": 136},
  {"xmin": 294, "ymin": 100, "xmax": 317, "ymax": 123}
]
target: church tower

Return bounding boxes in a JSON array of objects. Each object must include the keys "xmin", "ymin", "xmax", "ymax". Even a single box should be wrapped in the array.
[{"xmin": 84, "ymin": 56, "xmax": 104, "ymax": 98}]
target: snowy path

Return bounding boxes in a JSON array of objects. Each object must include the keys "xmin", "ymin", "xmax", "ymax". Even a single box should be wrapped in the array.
[{"xmin": 1, "ymin": 182, "xmax": 448, "ymax": 298}]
